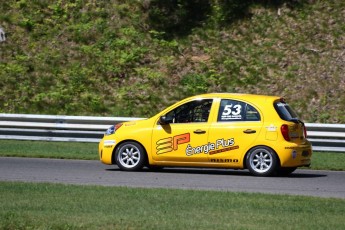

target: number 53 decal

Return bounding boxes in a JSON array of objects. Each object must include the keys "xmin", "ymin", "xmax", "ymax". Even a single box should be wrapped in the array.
[{"xmin": 222, "ymin": 104, "xmax": 242, "ymax": 116}]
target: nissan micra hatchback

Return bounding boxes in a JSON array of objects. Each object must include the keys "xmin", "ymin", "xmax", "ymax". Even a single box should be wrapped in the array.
[{"xmin": 99, "ymin": 93, "xmax": 312, "ymax": 176}]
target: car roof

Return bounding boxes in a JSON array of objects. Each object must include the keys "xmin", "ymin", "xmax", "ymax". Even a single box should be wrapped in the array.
[{"xmin": 187, "ymin": 93, "xmax": 281, "ymax": 102}]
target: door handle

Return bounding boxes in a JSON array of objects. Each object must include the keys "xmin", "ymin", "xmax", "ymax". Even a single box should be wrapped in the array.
[
  {"xmin": 243, "ymin": 129, "xmax": 256, "ymax": 134},
  {"xmin": 194, "ymin": 129, "xmax": 206, "ymax": 134}
]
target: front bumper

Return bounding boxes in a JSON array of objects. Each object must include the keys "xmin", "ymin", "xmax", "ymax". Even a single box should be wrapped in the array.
[{"xmin": 98, "ymin": 138, "xmax": 116, "ymax": 165}]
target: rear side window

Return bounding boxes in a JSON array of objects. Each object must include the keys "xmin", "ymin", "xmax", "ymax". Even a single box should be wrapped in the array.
[
  {"xmin": 274, "ymin": 101, "xmax": 298, "ymax": 121},
  {"xmin": 218, "ymin": 99, "xmax": 260, "ymax": 122}
]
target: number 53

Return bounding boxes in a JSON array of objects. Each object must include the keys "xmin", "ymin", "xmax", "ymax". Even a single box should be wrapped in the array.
[{"xmin": 222, "ymin": 104, "xmax": 242, "ymax": 116}]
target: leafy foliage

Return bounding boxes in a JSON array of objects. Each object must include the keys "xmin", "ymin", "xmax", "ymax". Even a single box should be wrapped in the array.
[
  {"xmin": 0, "ymin": 0, "xmax": 344, "ymax": 122},
  {"xmin": 147, "ymin": 0, "xmax": 212, "ymax": 38}
]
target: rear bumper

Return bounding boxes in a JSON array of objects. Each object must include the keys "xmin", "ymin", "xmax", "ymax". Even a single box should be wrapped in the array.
[{"xmin": 278, "ymin": 141, "xmax": 313, "ymax": 167}]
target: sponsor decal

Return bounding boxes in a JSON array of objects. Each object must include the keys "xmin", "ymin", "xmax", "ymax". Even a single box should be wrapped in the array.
[
  {"xmin": 210, "ymin": 158, "xmax": 239, "ymax": 163},
  {"xmin": 186, "ymin": 138, "xmax": 238, "ymax": 156},
  {"xmin": 285, "ymin": 147, "xmax": 295, "ymax": 149},
  {"xmin": 285, "ymin": 146, "xmax": 307, "ymax": 150},
  {"xmin": 156, "ymin": 133, "xmax": 190, "ymax": 155},
  {"xmin": 185, "ymin": 142, "xmax": 215, "ymax": 156},
  {"xmin": 266, "ymin": 124, "xmax": 277, "ymax": 131},
  {"xmin": 209, "ymin": 145, "xmax": 239, "ymax": 155},
  {"xmin": 220, "ymin": 104, "xmax": 242, "ymax": 120},
  {"xmin": 104, "ymin": 140, "xmax": 116, "ymax": 146},
  {"xmin": 125, "ymin": 122, "xmax": 136, "ymax": 126},
  {"xmin": 156, "ymin": 134, "xmax": 239, "ymax": 156}
]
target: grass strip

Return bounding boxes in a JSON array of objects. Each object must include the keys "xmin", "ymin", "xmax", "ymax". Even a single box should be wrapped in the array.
[
  {"xmin": 1, "ymin": 181, "xmax": 344, "ymax": 230},
  {"xmin": 0, "ymin": 140, "xmax": 98, "ymax": 160},
  {"xmin": 0, "ymin": 140, "xmax": 344, "ymax": 170}
]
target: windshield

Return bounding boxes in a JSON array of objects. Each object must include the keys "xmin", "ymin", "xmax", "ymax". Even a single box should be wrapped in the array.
[{"xmin": 274, "ymin": 101, "xmax": 298, "ymax": 121}]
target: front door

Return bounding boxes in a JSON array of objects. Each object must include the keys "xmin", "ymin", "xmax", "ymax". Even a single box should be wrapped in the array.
[{"xmin": 152, "ymin": 99, "xmax": 214, "ymax": 163}]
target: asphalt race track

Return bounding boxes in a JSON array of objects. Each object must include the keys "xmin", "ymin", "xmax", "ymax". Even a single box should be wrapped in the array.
[{"xmin": 1, "ymin": 157, "xmax": 344, "ymax": 199}]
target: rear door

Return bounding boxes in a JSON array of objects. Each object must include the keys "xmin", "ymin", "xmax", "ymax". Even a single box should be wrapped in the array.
[{"xmin": 207, "ymin": 98, "xmax": 263, "ymax": 166}]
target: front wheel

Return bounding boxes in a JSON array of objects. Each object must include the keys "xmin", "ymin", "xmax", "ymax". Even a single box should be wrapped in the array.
[
  {"xmin": 115, "ymin": 142, "xmax": 146, "ymax": 171},
  {"xmin": 246, "ymin": 146, "xmax": 278, "ymax": 177}
]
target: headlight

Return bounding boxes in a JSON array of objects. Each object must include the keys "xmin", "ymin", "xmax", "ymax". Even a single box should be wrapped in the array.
[
  {"xmin": 104, "ymin": 123, "xmax": 123, "ymax": 136},
  {"xmin": 105, "ymin": 125, "xmax": 115, "ymax": 136}
]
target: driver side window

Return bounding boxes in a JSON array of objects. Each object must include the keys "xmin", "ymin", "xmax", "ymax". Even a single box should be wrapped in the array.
[{"xmin": 166, "ymin": 99, "xmax": 213, "ymax": 123}]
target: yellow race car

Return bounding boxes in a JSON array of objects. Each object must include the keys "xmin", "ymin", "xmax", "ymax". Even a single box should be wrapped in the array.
[{"xmin": 99, "ymin": 93, "xmax": 312, "ymax": 176}]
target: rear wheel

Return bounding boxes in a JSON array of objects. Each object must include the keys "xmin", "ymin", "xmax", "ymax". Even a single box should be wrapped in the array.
[
  {"xmin": 115, "ymin": 142, "xmax": 146, "ymax": 171},
  {"xmin": 246, "ymin": 146, "xmax": 278, "ymax": 177}
]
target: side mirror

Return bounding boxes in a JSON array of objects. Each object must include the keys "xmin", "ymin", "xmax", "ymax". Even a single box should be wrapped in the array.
[{"xmin": 159, "ymin": 116, "xmax": 173, "ymax": 125}]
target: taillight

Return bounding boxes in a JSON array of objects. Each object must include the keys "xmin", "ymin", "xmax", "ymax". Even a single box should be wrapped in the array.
[{"xmin": 281, "ymin": 124, "xmax": 290, "ymax": 141}]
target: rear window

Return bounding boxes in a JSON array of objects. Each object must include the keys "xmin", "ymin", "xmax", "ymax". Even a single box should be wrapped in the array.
[{"xmin": 274, "ymin": 101, "xmax": 298, "ymax": 121}]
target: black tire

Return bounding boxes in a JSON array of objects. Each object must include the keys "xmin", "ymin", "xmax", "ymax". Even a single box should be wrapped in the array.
[
  {"xmin": 276, "ymin": 167, "xmax": 297, "ymax": 176},
  {"xmin": 246, "ymin": 146, "xmax": 278, "ymax": 177},
  {"xmin": 115, "ymin": 142, "xmax": 146, "ymax": 171}
]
